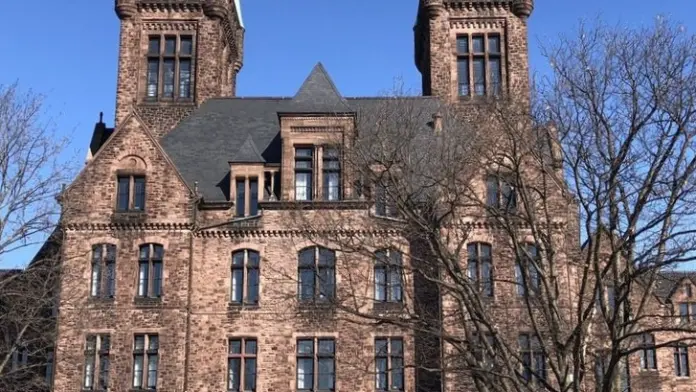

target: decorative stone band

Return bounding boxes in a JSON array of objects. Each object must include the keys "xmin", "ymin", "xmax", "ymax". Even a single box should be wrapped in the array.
[
  {"xmin": 442, "ymin": 0, "xmax": 534, "ymax": 19},
  {"xmin": 142, "ymin": 21, "xmax": 198, "ymax": 31},
  {"xmin": 449, "ymin": 18, "xmax": 507, "ymax": 30}
]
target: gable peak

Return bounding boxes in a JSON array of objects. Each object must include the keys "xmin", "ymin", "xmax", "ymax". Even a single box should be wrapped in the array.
[{"xmin": 293, "ymin": 63, "xmax": 344, "ymax": 105}]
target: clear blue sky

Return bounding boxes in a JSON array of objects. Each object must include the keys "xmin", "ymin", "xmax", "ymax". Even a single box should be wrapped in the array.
[{"xmin": 0, "ymin": 0, "xmax": 694, "ymax": 268}]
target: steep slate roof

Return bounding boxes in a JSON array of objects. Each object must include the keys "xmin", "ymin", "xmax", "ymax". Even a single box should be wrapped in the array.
[{"xmin": 161, "ymin": 63, "xmax": 439, "ymax": 201}]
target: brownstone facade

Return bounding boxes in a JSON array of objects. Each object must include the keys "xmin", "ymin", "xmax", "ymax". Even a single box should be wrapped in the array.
[{"xmin": 50, "ymin": 1, "xmax": 696, "ymax": 392}]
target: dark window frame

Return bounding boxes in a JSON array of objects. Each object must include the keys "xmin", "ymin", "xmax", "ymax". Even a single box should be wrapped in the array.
[
  {"xmin": 456, "ymin": 33, "xmax": 503, "ymax": 97},
  {"xmin": 678, "ymin": 302, "xmax": 696, "ymax": 324},
  {"xmin": 145, "ymin": 34, "xmax": 194, "ymax": 101},
  {"xmin": 83, "ymin": 334, "xmax": 110, "ymax": 391},
  {"xmin": 116, "ymin": 175, "xmax": 146, "ymax": 212},
  {"xmin": 516, "ymin": 243, "xmax": 541, "ymax": 297},
  {"xmin": 467, "ymin": 242, "xmax": 493, "ymax": 297},
  {"xmin": 375, "ymin": 178, "xmax": 398, "ymax": 218},
  {"xmin": 228, "ymin": 337, "xmax": 258, "ymax": 392},
  {"xmin": 295, "ymin": 147, "xmax": 314, "ymax": 201},
  {"xmin": 137, "ymin": 244, "xmax": 164, "ymax": 299},
  {"xmin": 485, "ymin": 174, "xmax": 517, "ymax": 212},
  {"xmin": 374, "ymin": 249, "xmax": 403, "ymax": 303},
  {"xmin": 132, "ymin": 334, "xmax": 159, "ymax": 390},
  {"xmin": 296, "ymin": 338, "xmax": 335, "ymax": 392},
  {"xmin": 519, "ymin": 333, "xmax": 546, "ymax": 385},
  {"xmin": 90, "ymin": 244, "xmax": 117, "ymax": 299},
  {"xmin": 674, "ymin": 344, "xmax": 690, "ymax": 377},
  {"xmin": 322, "ymin": 147, "xmax": 341, "ymax": 201},
  {"xmin": 375, "ymin": 337, "xmax": 404, "ymax": 392},
  {"xmin": 298, "ymin": 247, "xmax": 336, "ymax": 302},
  {"xmin": 231, "ymin": 249, "xmax": 261, "ymax": 305},
  {"xmin": 639, "ymin": 333, "xmax": 657, "ymax": 370}
]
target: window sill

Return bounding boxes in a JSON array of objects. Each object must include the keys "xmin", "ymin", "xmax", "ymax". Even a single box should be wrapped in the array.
[
  {"xmin": 138, "ymin": 98, "xmax": 194, "ymax": 107},
  {"xmin": 372, "ymin": 301, "xmax": 405, "ymax": 314},
  {"xmin": 134, "ymin": 296, "xmax": 162, "ymax": 307},
  {"xmin": 228, "ymin": 302, "xmax": 260, "ymax": 310}
]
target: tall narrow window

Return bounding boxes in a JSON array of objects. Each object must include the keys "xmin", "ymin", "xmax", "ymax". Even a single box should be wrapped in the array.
[
  {"xmin": 137, "ymin": 244, "xmax": 164, "ymax": 298},
  {"xmin": 675, "ymin": 344, "xmax": 690, "ymax": 377},
  {"xmin": 249, "ymin": 177, "xmax": 259, "ymax": 215},
  {"xmin": 467, "ymin": 243, "xmax": 493, "ymax": 297},
  {"xmin": 298, "ymin": 247, "xmax": 336, "ymax": 302},
  {"xmin": 84, "ymin": 335, "xmax": 110, "ymax": 390},
  {"xmin": 639, "ymin": 333, "xmax": 657, "ymax": 370},
  {"xmin": 297, "ymin": 338, "xmax": 335, "ymax": 392},
  {"xmin": 374, "ymin": 249, "xmax": 403, "ymax": 303},
  {"xmin": 516, "ymin": 244, "xmax": 541, "ymax": 296},
  {"xmin": 323, "ymin": 147, "xmax": 341, "ymax": 201},
  {"xmin": 91, "ymin": 244, "xmax": 117, "ymax": 298},
  {"xmin": 45, "ymin": 350, "xmax": 54, "ymax": 386},
  {"xmin": 519, "ymin": 333, "xmax": 546, "ymax": 384},
  {"xmin": 116, "ymin": 175, "xmax": 146, "ymax": 212},
  {"xmin": 375, "ymin": 338, "xmax": 404, "ymax": 391},
  {"xmin": 145, "ymin": 35, "xmax": 194, "ymax": 100},
  {"xmin": 236, "ymin": 178, "xmax": 246, "ymax": 217},
  {"xmin": 133, "ymin": 334, "xmax": 159, "ymax": 390},
  {"xmin": 375, "ymin": 180, "xmax": 398, "ymax": 218},
  {"xmin": 228, "ymin": 338, "xmax": 257, "ymax": 392},
  {"xmin": 486, "ymin": 175, "xmax": 516, "ymax": 211},
  {"xmin": 678, "ymin": 302, "xmax": 696, "ymax": 323},
  {"xmin": 231, "ymin": 250, "xmax": 260, "ymax": 305},
  {"xmin": 457, "ymin": 34, "xmax": 504, "ymax": 97},
  {"xmin": 295, "ymin": 147, "xmax": 314, "ymax": 201}
]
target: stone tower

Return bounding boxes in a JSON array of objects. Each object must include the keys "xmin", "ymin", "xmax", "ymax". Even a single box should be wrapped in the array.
[
  {"xmin": 113, "ymin": 0, "xmax": 244, "ymax": 136},
  {"xmin": 414, "ymin": 0, "xmax": 533, "ymax": 102}
]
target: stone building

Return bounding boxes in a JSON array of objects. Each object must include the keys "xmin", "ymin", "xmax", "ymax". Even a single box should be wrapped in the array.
[{"xmin": 48, "ymin": 1, "xmax": 696, "ymax": 392}]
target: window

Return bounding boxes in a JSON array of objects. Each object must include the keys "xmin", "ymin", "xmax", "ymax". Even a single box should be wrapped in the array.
[
  {"xmin": 486, "ymin": 175, "xmax": 516, "ymax": 211},
  {"xmin": 374, "ymin": 249, "xmax": 403, "ymax": 303},
  {"xmin": 323, "ymin": 147, "xmax": 341, "ymax": 201},
  {"xmin": 250, "ymin": 178, "xmax": 259, "ymax": 216},
  {"xmin": 228, "ymin": 338, "xmax": 257, "ymax": 392},
  {"xmin": 471, "ymin": 333, "xmax": 496, "ymax": 366},
  {"xmin": 519, "ymin": 333, "xmax": 546, "ymax": 384},
  {"xmin": 686, "ymin": 283, "xmax": 693, "ymax": 298},
  {"xmin": 137, "ymin": 244, "xmax": 164, "ymax": 298},
  {"xmin": 375, "ymin": 181, "xmax": 398, "ymax": 218},
  {"xmin": 45, "ymin": 350, "xmax": 54, "ymax": 386},
  {"xmin": 457, "ymin": 34, "xmax": 503, "ymax": 97},
  {"xmin": 297, "ymin": 338, "xmax": 335, "ymax": 391},
  {"xmin": 639, "ymin": 333, "xmax": 657, "ymax": 370},
  {"xmin": 231, "ymin": 250, "xmax": 260, "ymax": 305},
  {"xmin": 678, "ymin": 302, "xmax": 696, "ymax": 323},
  {"xmin": 235, "ymin": 178, "xmax": 245, "ymax": 217},
  {"xmin": 467, "ymin": 243, "xmax": 493, "ymax": 297},
  {"xmin": 146, "ymin": 35, "xmax": 194, "ymax": 100},
  {"xmin": 295, "ymin": 147, "xmax": 314, "ymax": 201},
  {"xmin": 263, "ymin": 170, "xmax": 281, "ymax": 201},
  {"xmin": 674, "ymin": 344, "xmax": 690, "ymax": 377},
  {"xmin": 375, "ymin": 338, "xmax": 404, "ymax": 391},
  {"xmin": 83, "ymin": 334, "xmax": 110, "ymax": 390},
  {"xmin": 11, "ymin": 344, "xmax": 28, "ymax": 371},
  {"xmin": 298, "ymin": 247, "xmax": 336, "ymax": 302},
  {"xmin": 516, "ymin": 244, "xmax": 541, "ymax": 296},
  {"xmin": 594, "ymin": 355, "xmax": 630, "ymax": 392},
  {"xmin": 117, "ymin": 175, "xmax": 146, "ymax": 212},
  {"xmin": 90, "ymin": 244, "xmax": 117, "ymax": 298},
  {"xmin": 133, "ymin": 334, "xmax": 159, "ymax": 390}
]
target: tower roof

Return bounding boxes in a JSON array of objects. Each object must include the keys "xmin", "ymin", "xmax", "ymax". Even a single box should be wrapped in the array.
[
  {"xmin": 291, "ymin": 62, "xmax": 351, "ymax": 113},
  {"xmin": 234, "ymin": 0, "xmax": 244, "ymax": 28}
]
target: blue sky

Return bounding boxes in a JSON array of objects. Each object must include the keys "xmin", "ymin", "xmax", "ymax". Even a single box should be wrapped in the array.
[{"xmin": 0, "ymin": 0, "xmax": 695, "ymax": 268}]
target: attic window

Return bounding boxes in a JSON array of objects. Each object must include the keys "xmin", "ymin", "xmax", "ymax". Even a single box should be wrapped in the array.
[{"xmin": 686, "ymin": 284, "xmax": 693, "ymax": 298}]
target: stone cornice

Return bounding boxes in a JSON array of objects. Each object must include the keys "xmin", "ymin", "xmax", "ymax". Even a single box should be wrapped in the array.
[
  {"xmin": 197, "ymin": 229, "xmax": 404, "ymax": 238},
  {"xmin": 444, "ymin": 1, "xmax": 512, "ymax": 12},
  {"xmin": 143, "ymin": 21, "xmax": 198, "ymax": 31},
  {"xmin": 135, "ymin": 0, "xmax": 203, "ymax": 14},
  {"xmin": 64, "ymin": 222, "xmax": 193, "ymax": 232},
  {"xmin": 449, "ymin": 18, "xmax": 507, "ymax": 30}
]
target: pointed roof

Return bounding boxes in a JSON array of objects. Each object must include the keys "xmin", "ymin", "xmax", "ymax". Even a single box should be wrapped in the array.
[
  {"xmin": 234, "ymin": 0, "xmax": 244, "ymax": 28},
  {"xmin": 291, "ymin": 63, "xmax": 351, "ymax": 113},
  {"xmin": 230, "ymin": 134, "xmax": 265, "ymax": 163}
]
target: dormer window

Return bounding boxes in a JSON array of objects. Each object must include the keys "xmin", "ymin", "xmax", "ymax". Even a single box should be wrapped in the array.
[
  {"xmin": 295, "ymin": 147, "xmax": 314, "ymax": 201},
  {"xmin": 146, "ymin": 35, "xmax": 194, "ymax": 101},
  {"xmin": 116, "ymin": 175, "xmax": 145, "ymax": 212},
  {"xmin": 457, "ymin": 34, "xmax": 503, "ymax": 97},
  {"xmin": 234, "ymin": 176, "xmax": 260, "ymax": 217}
]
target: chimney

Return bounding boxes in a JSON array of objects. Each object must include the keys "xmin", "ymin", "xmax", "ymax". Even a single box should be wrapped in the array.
[{"xmin": 432, "ymin": 112, "xmax": 443, "ymax": 134}]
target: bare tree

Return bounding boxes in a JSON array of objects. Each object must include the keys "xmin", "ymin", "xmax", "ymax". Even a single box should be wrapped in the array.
[
  {"xmin": 0, "ymin": 83, "xmax": 74, "ymax": 390},
  {"xmin": 282, "ymin": 19, "xmax": 696, "ymax": 392}
]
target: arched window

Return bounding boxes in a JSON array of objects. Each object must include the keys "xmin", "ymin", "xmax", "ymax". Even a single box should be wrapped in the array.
[
  {"xmin": 516, "ymin": 243, "xmax": 540, "ymax": 297},
  {"xmin": 91, "ymin": 244, "xmax": 116, "ymax": 298},
  {"xmin": 231, "ymin": 249, "xmax": 260, "ymax": 305},
  {"xmin": 374, "ymin": 249, "xmax": 403, "ymax": 303},
  {"xmin": 298, "ymin": 247, "xmax": 335, "ymax": 302},
  {"xmin": 467, "ymin": 243, "xmax": 493, "ymax": 297},
  {"xmin": 137, "ymin": 244, "xmax": 163, "ymax": 298}
]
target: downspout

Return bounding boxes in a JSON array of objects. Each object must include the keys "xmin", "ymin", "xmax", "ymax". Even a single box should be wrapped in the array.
[{"xmin": 183, "ymin": 183, "xmax": 200, "ymax": 391}]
